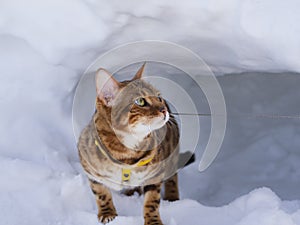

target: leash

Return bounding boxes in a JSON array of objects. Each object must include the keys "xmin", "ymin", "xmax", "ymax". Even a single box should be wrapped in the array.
[{"xmin": 170, "ymin": 112, "xmax": 300, "ymax": 120}]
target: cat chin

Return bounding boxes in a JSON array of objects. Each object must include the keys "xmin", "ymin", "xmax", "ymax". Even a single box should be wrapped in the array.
[{"xmin": 149, "ymin": 121, "xmax": 166, "ymax": 131}]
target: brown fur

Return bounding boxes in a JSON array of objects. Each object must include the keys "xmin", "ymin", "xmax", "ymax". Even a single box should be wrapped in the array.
[{"xmin": 78, "ymin": 64, "xmax": 180, "ymax": 225}]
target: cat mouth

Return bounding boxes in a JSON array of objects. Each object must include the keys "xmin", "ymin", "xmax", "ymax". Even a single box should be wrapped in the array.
[
  {"xmin": 163, "ymin": 111, "xmax": 169, "ymax": 122},
  {"xmin": 164, "ymin": 114, "xmax": 168, "ymax": 121}
]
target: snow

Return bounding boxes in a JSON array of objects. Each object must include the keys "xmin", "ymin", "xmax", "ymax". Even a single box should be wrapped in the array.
[{"xmin": 1, "ymin": 0, "xmax": 300, "ymax": 225}]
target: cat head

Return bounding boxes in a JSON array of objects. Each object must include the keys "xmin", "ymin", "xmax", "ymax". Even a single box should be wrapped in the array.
[{"xmin": 95, "ymin": 64, "xmax": 169, "ymax": 147}]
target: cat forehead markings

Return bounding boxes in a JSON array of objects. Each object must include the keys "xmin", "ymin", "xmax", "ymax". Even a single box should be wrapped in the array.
[{"xmin": 119, "ymin": 79, "xmax": 160, "ymax": 99}]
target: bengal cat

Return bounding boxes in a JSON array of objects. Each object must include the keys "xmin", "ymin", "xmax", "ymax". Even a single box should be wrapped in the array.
[{"xmin": 78, "ymin": 64, "xmax": 180, "ymax": 225}]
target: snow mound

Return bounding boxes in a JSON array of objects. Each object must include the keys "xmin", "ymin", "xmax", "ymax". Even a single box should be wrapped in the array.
[{"xmin": 3, "ymin": 172, "xmax": 299, "ymax": 225}]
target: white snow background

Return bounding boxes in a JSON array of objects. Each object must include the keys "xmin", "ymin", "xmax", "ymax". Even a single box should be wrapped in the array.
[{"xmin": 0, "ymin": 0, "xmax": 300, "ymax": 225}]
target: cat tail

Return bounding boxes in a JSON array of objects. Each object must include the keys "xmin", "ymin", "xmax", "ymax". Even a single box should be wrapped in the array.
[{"xmin": 178, "ymin": 152, "xmax": 195, "ymax": 169}]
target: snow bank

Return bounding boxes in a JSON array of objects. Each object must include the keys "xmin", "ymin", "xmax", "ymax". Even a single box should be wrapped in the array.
[
  {"xmin": 1, "ymin": 0, "xmax": 300, "ymax": 225},
  {"xmin": 1, "ymin": 0, "xmax": 300, "ymax": 73},
  {"xmin": 103, "ymin": 188, "xmax": 300, "ymax": 225}
]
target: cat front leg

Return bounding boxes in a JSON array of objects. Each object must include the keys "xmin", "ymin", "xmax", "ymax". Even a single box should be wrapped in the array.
[
  {"xmin": 163, "ymin": 173, "xmax": 179, "ymax": 201},
  {"xmin": 89, "ymin": 179, "xmax": 117, "ymax": 224},
  {"xmin": 143, "ymin": 183, "xmax": 163, "ymax": 225}
]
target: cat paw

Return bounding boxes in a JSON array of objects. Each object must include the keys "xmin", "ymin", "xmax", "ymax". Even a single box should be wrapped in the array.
[
  {"xmin": 98, "ymin": 212, "xmax": 117, "ymax": 224},
  {"xmin": 163, "ymin": 195, "xmax": 179, "ymax": 202},
  {"xmin": 144, "ymin": 218, "xmax": 163, "ymax": 225}
]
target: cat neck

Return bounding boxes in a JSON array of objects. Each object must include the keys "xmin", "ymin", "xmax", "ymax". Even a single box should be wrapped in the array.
[{"xmin": 113, "ymin": 129, "xmax": 151, "ymax": 150}]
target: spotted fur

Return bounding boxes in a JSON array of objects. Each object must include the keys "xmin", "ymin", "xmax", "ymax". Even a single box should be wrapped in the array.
[{"xmin": 78, "ymin": 64, "xmax": 179, "ymax": 225}]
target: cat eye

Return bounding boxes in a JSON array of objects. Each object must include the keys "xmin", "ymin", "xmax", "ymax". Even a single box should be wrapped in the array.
[
  {"xmin": 158, "ymin": 96, "xmax": 163, "ymax": 102},
  {"xmin": 135, "ymin": 97, "xmax": 146, "ymax": 107}
]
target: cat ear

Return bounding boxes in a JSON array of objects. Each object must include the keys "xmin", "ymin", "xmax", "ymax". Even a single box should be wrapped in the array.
[
  {"xmin": 95, "ymin": 68, "xmax": 120, "ymax": 107},
  {"xmin": 132, "ymin": 62, "xmax": 146, "ymax": 80}
]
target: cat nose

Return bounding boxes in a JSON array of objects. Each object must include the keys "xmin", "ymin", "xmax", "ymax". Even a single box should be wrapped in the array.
[{"xmin": 159, "ymin": 106, "xmax": 167, "ymax": 115}]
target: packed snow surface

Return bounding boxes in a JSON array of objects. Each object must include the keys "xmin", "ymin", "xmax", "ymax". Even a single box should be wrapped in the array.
[{"xmin": 1, "ymin": 0, "xmax": 300, "ymax": 225}]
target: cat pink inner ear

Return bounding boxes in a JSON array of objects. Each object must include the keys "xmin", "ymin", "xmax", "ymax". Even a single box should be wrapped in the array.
[
  {"xmin": 95, "ymin": 69, "xmax": 120, "ymax": 106},
  {"xmin": 133, "ymin": 62, "xmax": 146, "ymax": 80}
]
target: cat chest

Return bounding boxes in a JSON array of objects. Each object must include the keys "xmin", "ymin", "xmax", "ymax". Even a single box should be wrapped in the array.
[{"xmin": 87, "ymin": 161, "xmax": 163, "ymax": 191}]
